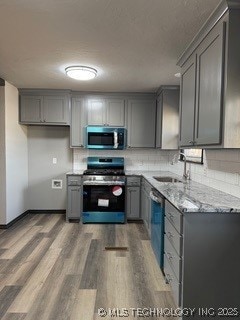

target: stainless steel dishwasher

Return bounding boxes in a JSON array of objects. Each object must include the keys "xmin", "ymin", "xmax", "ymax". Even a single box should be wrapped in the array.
[{"xmin": 150, "ymin": 189, "xmax": 165, "ymax": 270}]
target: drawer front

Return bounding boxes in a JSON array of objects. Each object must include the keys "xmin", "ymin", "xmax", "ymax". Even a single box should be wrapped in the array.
[
  {"xmin": 164, "ymin": 253, "xmax": 181, "ymax": 307},
  {"xmin": 165, "ymin": 200, "xmax": 182, "ymax": 234},
  {"xmin": 67, "ymin": 175, "xmax": 82, "ymax": 186},
  {"xmin": 165, "ymin": 235, "xmax": 182, "ymax": 281},
  {"xmin": 165, "ymin": 217, "xmax": 182, "ymax": 256},
  {"xmin": 127, "ymin": 176, "xmax": 141, "ymax": 186}
]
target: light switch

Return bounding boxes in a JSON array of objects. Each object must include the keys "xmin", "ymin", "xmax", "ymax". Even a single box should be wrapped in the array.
[{"xmin": 53, "ymin": 158, "xmax": 57, "ymax": 164}]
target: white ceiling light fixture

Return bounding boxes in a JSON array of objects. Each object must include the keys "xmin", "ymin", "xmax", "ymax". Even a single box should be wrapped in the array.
[{"xmin": 65, "ymin": 66, "xmax": 97, "ymax": 80}]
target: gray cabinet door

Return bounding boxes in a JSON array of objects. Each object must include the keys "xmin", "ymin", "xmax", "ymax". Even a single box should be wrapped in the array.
[
  {"xmin": 161, "ymin": 89, "xmax": 180, "ymax": 149},
  {"xmin": 20, "ymin": 95, "xmax": 43, "ymax": 123},
  {"xmin": 156, "ymin": 94, "xmax": 163, "ymax": 148},
  {"xmin": 127, "ymin": 99, "xmax": 156, "ymax": 148},
  {"xmin": 126, "ymin": 186, "xmax": 140, "ymax": 219},
  {"xmin": 67, "ymin": 186, "xmax": 82, "ymax": 220},
  {"xmin": 106, "ymin": 98, "xmax": 125, "ymax": 126},
  {"xmin": 43, "ymin": 95, "xmax": 69, "ymax": 124},
  {"xmin": 179, "ymin": 54, "xmax": 196, "ymax": 147},
  {"xmin": 87, "ymin": 98, "xmax": 106, "ymax": 125},
  {"xmin": 71, "ymin": 97, "xmax": 86, "ymax": 147},
  {"xmin": 195, "ymin": 22, "xmax": 225, "ymax": 145}
]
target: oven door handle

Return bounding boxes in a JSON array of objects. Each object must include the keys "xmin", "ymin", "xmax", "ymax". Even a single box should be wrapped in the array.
[{"xmin": 83, "ymin": 181, "xmax": 125, "ymax": 186}]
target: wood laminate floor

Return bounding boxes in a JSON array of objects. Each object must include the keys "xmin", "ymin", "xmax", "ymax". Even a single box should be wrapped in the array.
[{"xmin": 0, "ymin": 214, "xmax": 175, "ymax": 319}]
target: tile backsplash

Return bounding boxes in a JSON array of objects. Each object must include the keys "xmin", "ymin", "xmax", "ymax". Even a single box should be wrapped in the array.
[
  {"xmin": 73, "ymin": 149, "xmax": 170, "ymax": 171},
  {"xmin": 168, "ymin": 149, "xmax": 240, "ymax": 198},
  {"xmin": 73, "ymin": 148, "xmax": 240, "ymax": 198}
]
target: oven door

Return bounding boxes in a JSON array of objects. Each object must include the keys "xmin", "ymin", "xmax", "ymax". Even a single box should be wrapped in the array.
[{"xmin": 83, "ymin": 184, "xmax": 125, "ymax": 223}]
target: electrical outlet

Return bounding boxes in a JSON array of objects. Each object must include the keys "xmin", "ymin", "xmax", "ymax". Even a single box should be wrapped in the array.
[
  {"xmin": 52, "ymin": 180, "xmax": 62, "ymax": 189},
  {"xmin": 53, "ymin": 157, "xmax": 57, "ymax": 164}
]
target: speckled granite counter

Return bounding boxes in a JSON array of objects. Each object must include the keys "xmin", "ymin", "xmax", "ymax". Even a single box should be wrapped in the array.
[
  {"xmin": 126, "ymin": 170, "xmax": 240, "ymax": 213},
  {"xmin": 66, "ymin": 170, "xmax": 85, "ymax": 175}
]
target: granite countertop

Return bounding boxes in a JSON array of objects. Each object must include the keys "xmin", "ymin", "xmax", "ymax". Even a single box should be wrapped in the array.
[
  {"xmin": 66, "ymin": 169, "xmax": 240, "ymax": 213},
  {"xmin": 66, "ymin": 170, "xmax": 85, "ymax": 175},
  {"xmin": 126, "ymin": 170, "xmax": 240, "ymax": 213}
]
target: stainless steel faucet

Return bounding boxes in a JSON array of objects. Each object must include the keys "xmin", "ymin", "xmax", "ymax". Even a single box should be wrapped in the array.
[{"xmin": 171, "ymin": 152, "xmax": 190, "ymax": 182}]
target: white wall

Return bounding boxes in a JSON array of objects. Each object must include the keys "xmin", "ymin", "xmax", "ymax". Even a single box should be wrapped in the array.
[
  {"xmin": 5, "ymin": 82, "xmax": 28, "ymax": 224},
  {"xmin": 28, "ymin": 126, "xmax": 72, "ymax": 210},
  {"xmin": 0, "ymin": 86, "xmax": 6, "ymax": 224}
]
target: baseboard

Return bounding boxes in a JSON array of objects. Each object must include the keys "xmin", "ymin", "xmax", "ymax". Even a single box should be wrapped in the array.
[
  {"xmin": 28, "ymin": 209, "xmax": 66, "ymax": 214},
  {"xmin": 0, "ymin": 209, "xmax": 66, "ymax": 229},
  {"xmin": 0, "ymin": 210, "xmax": 29, "ymax": 229}
]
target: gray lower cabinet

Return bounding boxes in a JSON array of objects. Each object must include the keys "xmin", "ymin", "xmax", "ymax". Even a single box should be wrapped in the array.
[
  {"xmin": 141, "ymin": 178, "xmax": 152, "ymax": 236},
  {"xmin": 156, "ymin": 86, "xmax": 180, "ymax": 149},
  {"xmin": 164, "ymin": 200, "xmax": 240, "ymax": 317},
  {"xmin": 126, "ymin": 176, "xmax": 141, "ymax": 220},
  {"xmin": 70, "ymin": 97, "xmax": 86, "ymax": 147},
  {"xmin": 87, "ymin": 97, "xmax": 125, "ymax": 126},
  {"xmin": 66, "ymin": 175, "xmax": 82, "ymax": 221},
  {"xmin": 127, "ymin": 99, "xmax": 156, "ymax": 148},
  {"xmin": 19, "ymin": 90, "xmax": 70, "ymax": 125}
]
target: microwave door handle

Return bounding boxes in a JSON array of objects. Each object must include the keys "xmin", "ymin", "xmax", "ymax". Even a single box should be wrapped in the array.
[{"xmin": 114, "ymin": 131, "xmax": 118, "ymax": 149}]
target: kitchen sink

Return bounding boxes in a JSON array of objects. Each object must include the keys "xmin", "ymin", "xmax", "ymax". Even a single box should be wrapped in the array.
[{"xmin": 153, "ymin": 176, "xmax": 183, "ymax": 183}]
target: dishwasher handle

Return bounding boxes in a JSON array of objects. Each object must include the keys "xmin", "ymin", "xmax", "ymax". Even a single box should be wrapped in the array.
[{"xmin": 150, "ymin": 190, "xmax": 164, "ymax": 204}]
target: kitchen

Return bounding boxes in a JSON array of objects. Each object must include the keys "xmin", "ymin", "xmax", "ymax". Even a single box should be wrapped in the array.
[{"xmin": 1, "ymin": 0, "xmax": 240, "ymax": 319}]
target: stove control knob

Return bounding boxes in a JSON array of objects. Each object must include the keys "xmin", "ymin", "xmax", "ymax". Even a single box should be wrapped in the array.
[{"xmin": 93, "ymin": 177, "xmax": 96, "ymax": 181}]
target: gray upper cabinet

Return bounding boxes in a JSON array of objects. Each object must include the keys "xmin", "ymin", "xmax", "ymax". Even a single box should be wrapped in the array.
[
  {"xmin": 87, "ymin": 98, "xmax": 105, "ymax": 125},
  {"xmin": 178, "ymin": 2, "xmax": 240, "ymax": 148},
  {"xmin": 179, "ymin": 21, "xmax": 225, "ymax": 147},
  {"xmin": 20, "ymin": 95, "xmax": 43, "ymax": 123},
  {"xmin": 19, "ymin": 90, "xmax": 70, "ymax": 125},
  {"xmin": 106, "ymin": 99, "xmax": 125, "ymax": 126},
  {"xmin": 43, "ymin": 95, "xmax": 69, "ymax": 124},
  {"xmin": 87, "ymin": 97, "xmax": 125, "ymax": 126},
  {"xmin": 127, "ymin": 98, "xmax": 156, "ymax": 148},
  {"xmin": 71, "ymin": 97, "xmax": 86, "ymax": 148},
  {"xmin": 179, "ymin": 54, "xmax": 197, "ymax": 147},
  {"xmin": 195, "ymin": 22, "xmax": 225, "ymax": 145},
  {"xmin": 156, "ymin": 86, "xmax": 180, "ymax": 149}
]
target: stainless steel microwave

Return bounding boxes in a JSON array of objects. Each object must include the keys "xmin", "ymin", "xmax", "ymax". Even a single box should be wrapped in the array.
[{"xmin": 85, "ymin": 126, "xmax": 127, "ymax": 150}]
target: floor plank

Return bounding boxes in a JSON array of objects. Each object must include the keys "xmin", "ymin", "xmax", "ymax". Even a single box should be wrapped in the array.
[{"xmin": 0, "ymin": 214, "xmax": 174, "ymax": 319}]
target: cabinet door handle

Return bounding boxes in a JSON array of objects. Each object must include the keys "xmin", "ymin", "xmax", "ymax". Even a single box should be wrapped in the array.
[
  {"xmin": 188, "ymin": 140, "xmax": 194, "ymax": 144},
  {"xmin": 166, "ymin": 252, "xmax": 173, "ymax": 260},
  {"xmin": 165, "ymin": 273, "xmax": 172, "ymax": 283},
  {"xmin": 168, "ymin": 213, "xmax": 174, "ymax": 221},
  {"xmin": 167, "ymin": 231, "xmax": 173, "ymax": 238},
  {"xmin": 128, "ymin": 145, "xmax": 131, "ymax": 148},
  {"xmin": 79, "ymin": 144, "xmax": 84, "ymax": 147}
]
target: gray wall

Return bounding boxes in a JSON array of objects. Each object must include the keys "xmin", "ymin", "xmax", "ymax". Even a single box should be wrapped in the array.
[{"xmin": 28, "ymin": 126, "xmax": 72, "ymax": 210}]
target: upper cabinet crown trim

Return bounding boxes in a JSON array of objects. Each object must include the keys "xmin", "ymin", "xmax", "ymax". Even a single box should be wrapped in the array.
[{"xmin": 177, "ymin": 0, "xmax": 240, "ymax": 67}]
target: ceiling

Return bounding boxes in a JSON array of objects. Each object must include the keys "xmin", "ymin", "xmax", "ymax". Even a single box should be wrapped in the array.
[{"xmin": 0, "ymin": 0, "xmax": 221, "ymax": 93}]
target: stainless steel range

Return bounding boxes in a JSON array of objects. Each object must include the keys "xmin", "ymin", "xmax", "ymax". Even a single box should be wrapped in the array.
[{"xmin": 82, "ymin": 157, "xmax": 125, "ymax": 223}]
